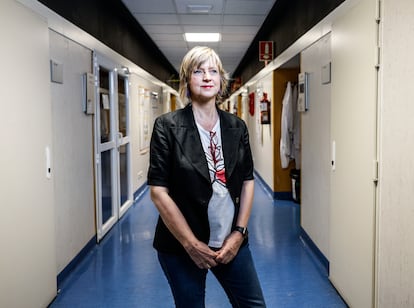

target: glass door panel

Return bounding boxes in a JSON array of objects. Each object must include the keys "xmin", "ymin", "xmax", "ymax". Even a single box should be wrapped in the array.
[
  {"xmin": 118, "ymin": 76, "xmax": 127, "ymax": 137},
  {"xmin": 99, "ymin": 68, "xmax": 111, "ymax": 143},
  {"xmin": 119, "ymin": 144, "xmax": 129, "ymax": 206},
  {"xmin": 100, "ymin": 149, "xmax": 113, "ymax": 224}
]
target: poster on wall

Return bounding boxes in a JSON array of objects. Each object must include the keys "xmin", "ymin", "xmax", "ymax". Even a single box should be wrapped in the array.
[
  {"xmin": 139, "ymin": 87, "xmax": 150, "ymax": 153},
  {"xmin": 150, "ymin": 91, "xmax": 159, "ymax": 122}
]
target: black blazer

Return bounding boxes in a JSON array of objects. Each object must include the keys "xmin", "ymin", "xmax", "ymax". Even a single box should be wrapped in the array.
[{"xmin": 147, "ymin": 104, "xmax": 254, "ymax": 254}]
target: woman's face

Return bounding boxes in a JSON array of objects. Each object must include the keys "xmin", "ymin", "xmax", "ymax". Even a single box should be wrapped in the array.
[{"xmin": 189, "ymin": 58, "xmax": 221, "ymax": 103}]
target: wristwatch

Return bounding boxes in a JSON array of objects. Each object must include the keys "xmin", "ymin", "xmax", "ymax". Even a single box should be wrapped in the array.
[{"xmin": 233, "ymin": 226, "xmax": 248, "ymax": 238}]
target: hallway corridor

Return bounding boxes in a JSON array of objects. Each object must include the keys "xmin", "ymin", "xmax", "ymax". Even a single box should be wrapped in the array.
[{"xmin": 49, "ymin": 178, "xmax": 347, "ymax": 307}]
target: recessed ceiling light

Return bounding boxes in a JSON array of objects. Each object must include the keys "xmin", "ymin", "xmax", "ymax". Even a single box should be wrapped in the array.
[
  {"xmin": 184, "ymin": 33, "xmax": 221, "ymax": 42},
  {"xmin": 187, "ymin": 4, "xmax": 213, "ymax": 14}
]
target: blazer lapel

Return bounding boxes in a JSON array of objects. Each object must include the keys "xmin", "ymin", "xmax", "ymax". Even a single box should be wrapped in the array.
[{"xmin": 171, "ymin": 106, "xmax": 211, "ymax": 184}]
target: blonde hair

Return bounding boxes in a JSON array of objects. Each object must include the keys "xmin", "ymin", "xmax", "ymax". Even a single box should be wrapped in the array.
[{"xmin": 179, "ymin": 46, "xmax": 228, "ymax": 104}]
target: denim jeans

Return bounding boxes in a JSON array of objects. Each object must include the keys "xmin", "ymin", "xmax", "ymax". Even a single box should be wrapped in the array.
[{"xmin": 158, "ymin": 244, "xmax": 266, "ymax": 308}]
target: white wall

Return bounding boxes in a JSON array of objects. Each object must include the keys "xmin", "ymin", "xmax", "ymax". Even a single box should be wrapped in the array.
[
  {"xmin": 49, "ymin": 30, "xmax": 96, "ymax": 274},
  {"xmin": 300, "ymin": 34, "xmax": 332, "ymax": 258},
  {"xmin": 247, "ymin": 73, "xmax": 274, "ymax": 189},
  {"xmin": 377, "ymin": 0, "xmax": 414, "ymax": 306},
  {"xmin": 129, "ymin": 73, "xmax": 164, "ymax": 191},
  {"xmin": 0, "ymin": 0, "xmax": 57, "ymax": 306}
]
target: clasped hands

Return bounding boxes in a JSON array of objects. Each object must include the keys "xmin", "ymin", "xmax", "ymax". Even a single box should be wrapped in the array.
[{"xmin": 185, "ymin": 231, "xmax": 244, "ymax": 269}]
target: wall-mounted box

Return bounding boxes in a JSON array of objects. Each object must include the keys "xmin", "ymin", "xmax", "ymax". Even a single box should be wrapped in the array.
[{"xmin": 50, "ymin": 59, "xmax": 63, "ymax": 83}]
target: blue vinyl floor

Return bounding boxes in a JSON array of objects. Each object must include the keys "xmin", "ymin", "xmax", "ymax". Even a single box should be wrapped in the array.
[{"xmin": 49, "ymin": 179, "xmax": 347, "ymax": 308}]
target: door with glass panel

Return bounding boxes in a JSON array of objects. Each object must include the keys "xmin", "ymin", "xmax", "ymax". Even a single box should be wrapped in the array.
[{"xmin": 94, "ymin": 53, "xmax": 132, "ymax": 241}]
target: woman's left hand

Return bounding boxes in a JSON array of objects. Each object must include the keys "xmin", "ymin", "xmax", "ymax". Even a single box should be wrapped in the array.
[{"xmin": 214, "ymin": 231, "xmax": 244, "ymax": 264}]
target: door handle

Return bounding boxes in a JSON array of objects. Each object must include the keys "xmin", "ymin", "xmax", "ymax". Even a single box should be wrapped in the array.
[{"xmin": 116, "ymin": 132, "xmax": 123, "ymax": 149}]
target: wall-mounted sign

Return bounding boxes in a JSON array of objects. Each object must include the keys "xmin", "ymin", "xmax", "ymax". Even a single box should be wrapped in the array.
[{"xmin": 259, "ymin": 41, "xmax": 273, "ymax": 62}]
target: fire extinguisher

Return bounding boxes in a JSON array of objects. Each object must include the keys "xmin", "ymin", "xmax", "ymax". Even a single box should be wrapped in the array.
[{"xmin": 260, "ymin": 92, "xmax": 271, "ymax": 124}]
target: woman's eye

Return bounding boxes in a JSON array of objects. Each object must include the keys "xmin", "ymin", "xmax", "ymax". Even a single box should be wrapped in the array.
[{"xmin": 192, "ymin": 68, "xmax": 219, "ymax": 76}]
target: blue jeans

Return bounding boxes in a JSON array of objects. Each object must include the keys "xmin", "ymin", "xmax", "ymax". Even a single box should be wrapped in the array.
[{"xmin": 158, "ymin": 244, "xmax": 266, "ymax": 308}]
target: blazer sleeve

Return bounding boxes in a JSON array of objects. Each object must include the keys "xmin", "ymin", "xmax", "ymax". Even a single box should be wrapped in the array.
[
  {"xmin": 242, "ymin": 121, "xmax": 255, "ymax": 181},
  {"xmin": 147, "ymin": 116, "xmax": 171, "ymax": 187}
]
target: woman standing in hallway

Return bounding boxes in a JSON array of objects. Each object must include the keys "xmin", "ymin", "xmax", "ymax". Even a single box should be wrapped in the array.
[{"xmin": 147, "ymin": 46, "xmax": 266, "ymax": 308}]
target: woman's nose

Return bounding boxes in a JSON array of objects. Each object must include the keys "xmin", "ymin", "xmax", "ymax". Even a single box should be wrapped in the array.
[{"xmin": 203, "ymin": 71, "xmax": 211, "ymax": 80}]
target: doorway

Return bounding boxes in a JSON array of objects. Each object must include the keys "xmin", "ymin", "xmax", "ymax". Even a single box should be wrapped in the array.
[{"xmin": 94, "ymin": 53, "xmax": 133, "ymax": 241}]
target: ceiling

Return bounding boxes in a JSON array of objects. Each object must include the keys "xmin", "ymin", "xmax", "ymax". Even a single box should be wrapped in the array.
[{"xmin": 121, "ymin": 0, "xmax": 278, "ymax": 76}]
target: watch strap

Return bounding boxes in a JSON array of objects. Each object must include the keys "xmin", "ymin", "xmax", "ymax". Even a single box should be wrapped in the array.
[{"xmin": 233, "ymin": 226, "xmax": 248, "ymax": 238}]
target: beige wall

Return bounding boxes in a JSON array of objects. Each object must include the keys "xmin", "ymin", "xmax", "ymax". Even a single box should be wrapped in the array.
[
  {"xmin": 0, "ymin": 0, "xmax": 57, "ymax": 306},
  {"xmin": 377, "ymin": 0, "xmax": 414, "ymax": 306},
  {"xmin": 246, "ymin": 73, "xmax": 274, "ymax": 189},
  {"xmin": 129, "ymin": 73, "xmax": 164, "ymax": 192}
]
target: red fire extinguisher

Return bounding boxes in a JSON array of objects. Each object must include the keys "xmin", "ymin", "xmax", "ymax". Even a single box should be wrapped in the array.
[{"xmin": 260, "ymin": 92, "xmax": 271, "ymax": 124}]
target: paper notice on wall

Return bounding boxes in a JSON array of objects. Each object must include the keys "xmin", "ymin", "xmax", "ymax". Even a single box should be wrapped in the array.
[{"xmin": 102, "ymin": 94, "xmax": 110, "ymax": 110}]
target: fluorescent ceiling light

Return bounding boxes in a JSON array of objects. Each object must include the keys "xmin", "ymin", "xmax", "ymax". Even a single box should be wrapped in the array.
[
  {"xmin": 187, "ymin": 4, "xmax": 213, "ymax": 14},
  {"xmin": 184, "ymin": 33, "xmax": 221, "ymax": 42}
]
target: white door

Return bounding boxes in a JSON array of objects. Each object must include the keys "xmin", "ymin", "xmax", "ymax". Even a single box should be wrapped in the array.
[
  {"xmin": 94, "ymin": 53, "xmax": 133, "ymax": 241},
  {"xmin": 329, "ymin": 0, "xmax": 378, "ymax": 307}
]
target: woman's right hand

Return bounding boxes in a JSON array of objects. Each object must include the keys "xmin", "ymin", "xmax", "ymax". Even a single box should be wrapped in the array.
[{"xmin": 184, "ymin": 240, "xmax": 219, "ymax": 269}]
